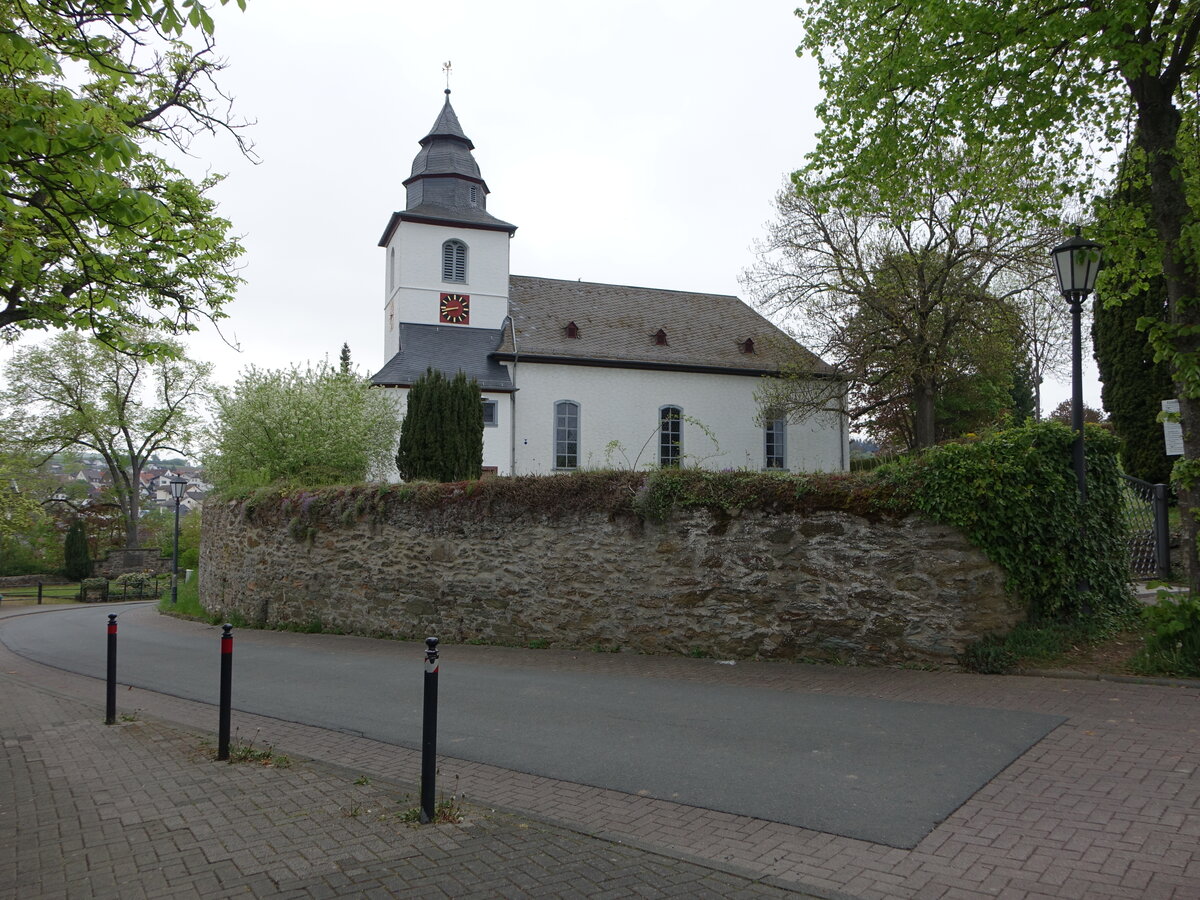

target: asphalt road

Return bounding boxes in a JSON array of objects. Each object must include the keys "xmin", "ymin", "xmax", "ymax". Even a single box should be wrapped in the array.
[{"xmin": 0, "ymin": 602, "xmax": 1065, "ymax": 848}]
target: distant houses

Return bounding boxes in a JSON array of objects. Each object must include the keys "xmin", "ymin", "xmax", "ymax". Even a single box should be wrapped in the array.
[{"xmin": 59, "ymin": 460, "xmax": 210, "ymax": 516}]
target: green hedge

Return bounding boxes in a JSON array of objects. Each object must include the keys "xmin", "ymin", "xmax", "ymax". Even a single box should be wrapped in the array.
[{"xmin": 880, "ymin": 422, "xmax": 1136, "ymax": 624}]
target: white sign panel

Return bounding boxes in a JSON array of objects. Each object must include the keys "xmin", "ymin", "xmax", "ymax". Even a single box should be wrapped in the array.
[{"xmin": 1163, "ymin": 399, "xmax": 1184, "ymax": 457}]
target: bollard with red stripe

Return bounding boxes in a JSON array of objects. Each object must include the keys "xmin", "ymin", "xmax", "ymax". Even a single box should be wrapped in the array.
[
  {"xmin": 217, "ymin": 624, "xmax": 233, "ymax": 761},
  {"xmin": 419, "ymin": 636, "xmax": 440, "ymax": 823},
  {"xmin": 105, "ymin": 614, "xmax": 118, "ymax": 725}
]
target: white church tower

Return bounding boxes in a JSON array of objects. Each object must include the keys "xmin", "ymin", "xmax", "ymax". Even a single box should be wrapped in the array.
[{"xmin": 377, "ymin": 89, "xmax": 517, "ymax": 359}]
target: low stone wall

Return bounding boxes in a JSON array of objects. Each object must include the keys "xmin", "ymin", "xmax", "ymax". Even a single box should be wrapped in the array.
[
  {"xmin": 201, "ymin": 496, "xmax": 1020, "ymax": 665},
  {"xmin": 93, "ymin": 548, "xmax": 172, "ymax": 579}
]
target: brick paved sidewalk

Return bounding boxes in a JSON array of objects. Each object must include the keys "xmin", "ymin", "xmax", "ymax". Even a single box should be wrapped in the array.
[
  {"xmin": 3, "ymin": 603, "xmax": 1200, "ymax": 898},
  {"xmin": 0, "ymin": 672, "xmax": 806, "ymax": 899}
]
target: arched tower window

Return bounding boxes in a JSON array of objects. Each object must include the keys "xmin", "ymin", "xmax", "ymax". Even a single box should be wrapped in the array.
[
  {"xmin": 442, "ymin": 239, "xmax": 467, "ymax": 283},
  {"xmin": 659, "ymin": 406, "xmax": 682, "ymax": 468}
]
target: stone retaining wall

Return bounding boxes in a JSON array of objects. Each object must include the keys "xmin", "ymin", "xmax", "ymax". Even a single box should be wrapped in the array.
[
  {"xmin": 93, "ymin": 548, "xmax": 172, "ymax": 578},
  {"xmin": 201, "ymin": 497, "xmax": 1019, "ymax": 665}
]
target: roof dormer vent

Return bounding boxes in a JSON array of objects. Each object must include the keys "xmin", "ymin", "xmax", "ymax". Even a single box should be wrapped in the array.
[
  {"xmin": 653, "ymin": 329, "xmax": 669, "ymax": 346},
  {"xmin": 565, "ymin": 321, "xmax": 580, "ymax": 339},
  {"xmin": 740, "ymin": 338, "xmax": 756, "ymax": 354}
]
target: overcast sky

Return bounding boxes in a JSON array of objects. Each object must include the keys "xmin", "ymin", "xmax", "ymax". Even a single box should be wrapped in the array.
[{"xmin": 5, "ymin": 0, "xmax": 1098, "ymax": 416}]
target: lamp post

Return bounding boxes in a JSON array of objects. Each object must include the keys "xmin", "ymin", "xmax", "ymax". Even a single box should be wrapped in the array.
[
  {"xmin": 1050, "ymin": 226, "xmax": 1102, "ymax": 503},
  {"xmin": 169, "ymin": 476, "xmax": 188, "ymax": 605}
]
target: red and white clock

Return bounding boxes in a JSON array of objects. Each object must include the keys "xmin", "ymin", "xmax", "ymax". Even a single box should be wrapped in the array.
[{"xmin": 439, "ymin": 292, "xmax": 470, "ymax": 324}]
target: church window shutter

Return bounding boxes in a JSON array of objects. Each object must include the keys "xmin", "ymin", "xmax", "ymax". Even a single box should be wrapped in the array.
[{"xmin": 442, "ymin": 240, "xmax": 468, "ymax": 283}]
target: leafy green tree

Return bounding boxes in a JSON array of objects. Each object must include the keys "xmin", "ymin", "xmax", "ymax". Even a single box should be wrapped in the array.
[
  {"xmin": 63, "ymin": 519, "xmax": 89, "ymax": 580},
  {"xmin": 395, "ymin": 368, "xmax": 484, "ymax": 482},
  {"xmin": 794, "ymin": 0, "xmax": 1200, "ymax": 585},
  {"xmin": 1009, "ymin": 353, "xmax": 1038, "ymax": 427},
  {"xmin": 1048, "ymin": 400, "xmax": 1106, "ymax": 426},
  {"xmin": 747, "ymin": 172, "xmax": 1048, "ymax": 449},
  {"xmin": 141, "ymin": 505, "xmax": 201, "ymax": 570},
  {"xmin": 1093, "ymin": 272, "xmax": 1175, "ymax": 483},
  {"xmin": 205, "ymin": 363, "xmax": 401, "ymax": 492},
  {"xmin": 0, "ymin": 332, "xmax": 211, "ymax": 548},
  {"xmin": 0, "ymin": 0, "xmax": 248, "ymax": 351},
  {"xmin": 0, "ymin": 450, "xmax": 44, "ymax": 539}
]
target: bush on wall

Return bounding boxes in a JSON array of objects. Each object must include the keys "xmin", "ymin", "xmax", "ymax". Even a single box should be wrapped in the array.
[{"xmin": 881, "ymin": 421, "xmax": 1136, "ymax": 625}]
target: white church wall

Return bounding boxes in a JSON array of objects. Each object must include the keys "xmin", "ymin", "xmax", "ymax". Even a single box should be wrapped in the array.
[
  {"xmin": 384, "ymin": 221, "xmax": 510, "ymax": 358},
  {"xmin": 510, "ymin": 363, "xmax": 846, "ymax": 474}
]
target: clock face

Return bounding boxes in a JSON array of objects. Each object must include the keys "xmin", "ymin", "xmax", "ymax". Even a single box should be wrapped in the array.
[{"xmin": 439, "ymin": 292, "xmax": 470, "ymax": 324}]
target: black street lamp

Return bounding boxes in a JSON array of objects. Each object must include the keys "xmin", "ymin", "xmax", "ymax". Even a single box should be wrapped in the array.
[
  {"xmin": 169, "ymin": 476, "xmax": 188, "ymax": 605},
  {"xmin": 1050, "ymin": 226, "xmax": 1102, "ymax": 502}
]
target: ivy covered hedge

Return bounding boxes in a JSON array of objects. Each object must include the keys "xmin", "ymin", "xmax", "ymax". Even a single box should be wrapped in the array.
[
  {"xmin": 878, "ymin": 421, "xmax": 1136, "ymax": 624},
  {"xmin": 225, "ymin": 420, "xmax": 1134, "ymax": 626}
]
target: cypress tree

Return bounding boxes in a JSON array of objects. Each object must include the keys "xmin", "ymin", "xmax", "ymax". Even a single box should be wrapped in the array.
[
  {"xmin": 1092, "ymin": 277, "xmax": 1175, "ymax": 483},
  {"xmin": 396, "ymin": 368, "xmax": 483, "ymax": 481},
  {"xmin": 63, "ymin": 519, "xmax": 90, "ymax": 580}
]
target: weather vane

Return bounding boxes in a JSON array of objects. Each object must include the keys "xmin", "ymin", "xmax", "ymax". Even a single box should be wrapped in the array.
[{"xmin": 443, "ymin": 61, "xmax": 452, "ymax": 91}]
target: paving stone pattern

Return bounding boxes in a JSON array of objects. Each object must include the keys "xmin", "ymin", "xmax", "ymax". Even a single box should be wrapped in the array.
[
  {"xmin": 0, "ymin": 677, "xmax": 800, "ymax": 899},
  {"xmin": 3, "ymin": 606, "xmax": 1200, "ymax": 898}
]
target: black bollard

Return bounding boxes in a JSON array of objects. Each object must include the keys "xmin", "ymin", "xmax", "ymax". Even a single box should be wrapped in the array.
[
  {"xmin": 105, "ymin": 614, "xmax": 118, "ymax": 725},
  {"xmin": 37, "ymin": 582, "xmax": 43, "ymax": 605},
  {"xmin": 419, "ymin": 636, "xmax": 440, "ymax": 824},
  {"xmin": 217, "ymin": 624, "xmax": 233, "ymax": 761}
]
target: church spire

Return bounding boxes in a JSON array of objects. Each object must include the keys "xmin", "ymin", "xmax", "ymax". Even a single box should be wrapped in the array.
[
  {"xmin": 403, "ymin": 89, "xmax": 491, "ymax": 215},
  {"xmin": 379, "ymin": 90, "xmax": 516, "ymax": 248}
]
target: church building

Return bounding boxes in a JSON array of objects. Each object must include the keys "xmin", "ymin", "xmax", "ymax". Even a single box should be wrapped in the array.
[{"xmin": 371, "ymin": 91, "xmax": 848, "ymax": 476}]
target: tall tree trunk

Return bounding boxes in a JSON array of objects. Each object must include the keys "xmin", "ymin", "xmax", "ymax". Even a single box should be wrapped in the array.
[
  {"xmin": 1131, "ymin": 74, "xmax": 1200, "ymax": 590},
  {"xmin": 912, "ymin": 379, "xmax": 937, "ymax": 449}
]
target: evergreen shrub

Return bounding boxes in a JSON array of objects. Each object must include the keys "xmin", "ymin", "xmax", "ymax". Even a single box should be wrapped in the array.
[
  {"xmin": 63, "ymin": 519, "xmax": 90, "ymax": 580},
  {"xmin": 882, "ymin": 421, "xmax": 1137, "ymax": 625},
  {"xmin": 395, "ymin": 368, "xmax": 484, "ymax": 482}
]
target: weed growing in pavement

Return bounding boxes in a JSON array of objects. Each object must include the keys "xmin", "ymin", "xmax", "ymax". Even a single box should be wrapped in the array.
[
  {"xmin": 526, "ymin": 638, "xmax": 549, "ymax": 649},
  {"xmin": 354, "ymin": 775, "xmax": 371, "ymax": 786},
  {"xmin": 216, "ymin": 729, "xmax": 293, "ymax": 767},
  {"xmin": 397, "ymin": 777, "xmax": 465, "ymax": 826}
]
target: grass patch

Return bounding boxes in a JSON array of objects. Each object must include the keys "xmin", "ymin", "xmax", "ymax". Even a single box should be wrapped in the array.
[
  {"xmin": 960, "ymin": 618, "xmax": 1125, "ymax": 674},
  {"xmin": 157, "ymin": 576, "xmax": 220, "ymax": 623},
  {"xmin": 0, "ymin": 582, "xmax": 83, "ymax": 605}
]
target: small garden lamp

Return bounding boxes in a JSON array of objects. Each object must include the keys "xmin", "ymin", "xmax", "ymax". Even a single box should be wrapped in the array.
[
  {"xmin": 1050, "ymin": 226, "xmax": 1102, "ymax": 503},
  {"xmin": 169, "ymin": 476, "xmax": 188, "ymax": 605}
]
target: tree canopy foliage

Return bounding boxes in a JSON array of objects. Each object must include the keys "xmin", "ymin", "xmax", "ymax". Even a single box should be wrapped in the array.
[
  {"xmin": 795, "ymin": 0, "xmax": 1200, "ymax": 583},
  {"xmin": 0, "ymin": 331, "xmax": 211, "ymax": 547},
  {"xmin": 205, "ymin": 363, "xmax": 401, "ymax": 493},
  {"xmin": 0, "ymin": 0, "xmax": 249, "ymax": 352},
  {"xmin": 395, "ymin": 368, "xmax": 484, "ymax": 482},
  {"xmin": 746, "ymin": 170, "xmax": 1055, "ymax": 449}
]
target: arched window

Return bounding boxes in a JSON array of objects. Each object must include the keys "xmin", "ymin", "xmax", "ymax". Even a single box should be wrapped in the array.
[
  {"xmin": 442, "ymin": 239, "xmax": 467, "ymax": 283},
  {"xmin": 659, "ymin": 406, "xmax": 682, "ymax": 468},
  {"xmin": 554, "ymin": 401, "xmax": 580, "ymax": 470},
  {"xmin": 764, "ymin": 417, "xmax": 786, "ymax": 469}
]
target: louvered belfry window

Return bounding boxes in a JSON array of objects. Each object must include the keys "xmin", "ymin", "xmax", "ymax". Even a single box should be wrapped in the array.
[{"xmin": 442, "ymin": 240, "xmax": 467, "ymax": 283}]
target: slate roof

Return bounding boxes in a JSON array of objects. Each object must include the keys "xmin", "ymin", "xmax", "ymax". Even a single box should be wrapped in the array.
[
  {"xmin": 371, "ymin": 324, "xmax": 515, "ymax": 391},
  {"xmin": 379, "ymin": 91, "xmax": 517, "ymax": 245},
  {"xmin": 497, "ymin": 276, "xmax": 833, "ymax": 376}
]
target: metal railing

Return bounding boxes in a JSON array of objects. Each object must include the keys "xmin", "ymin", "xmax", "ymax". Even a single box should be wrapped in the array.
[{"xmin": 1119, "ymin": 474, "xmax": 1172, "ymax": 580}]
